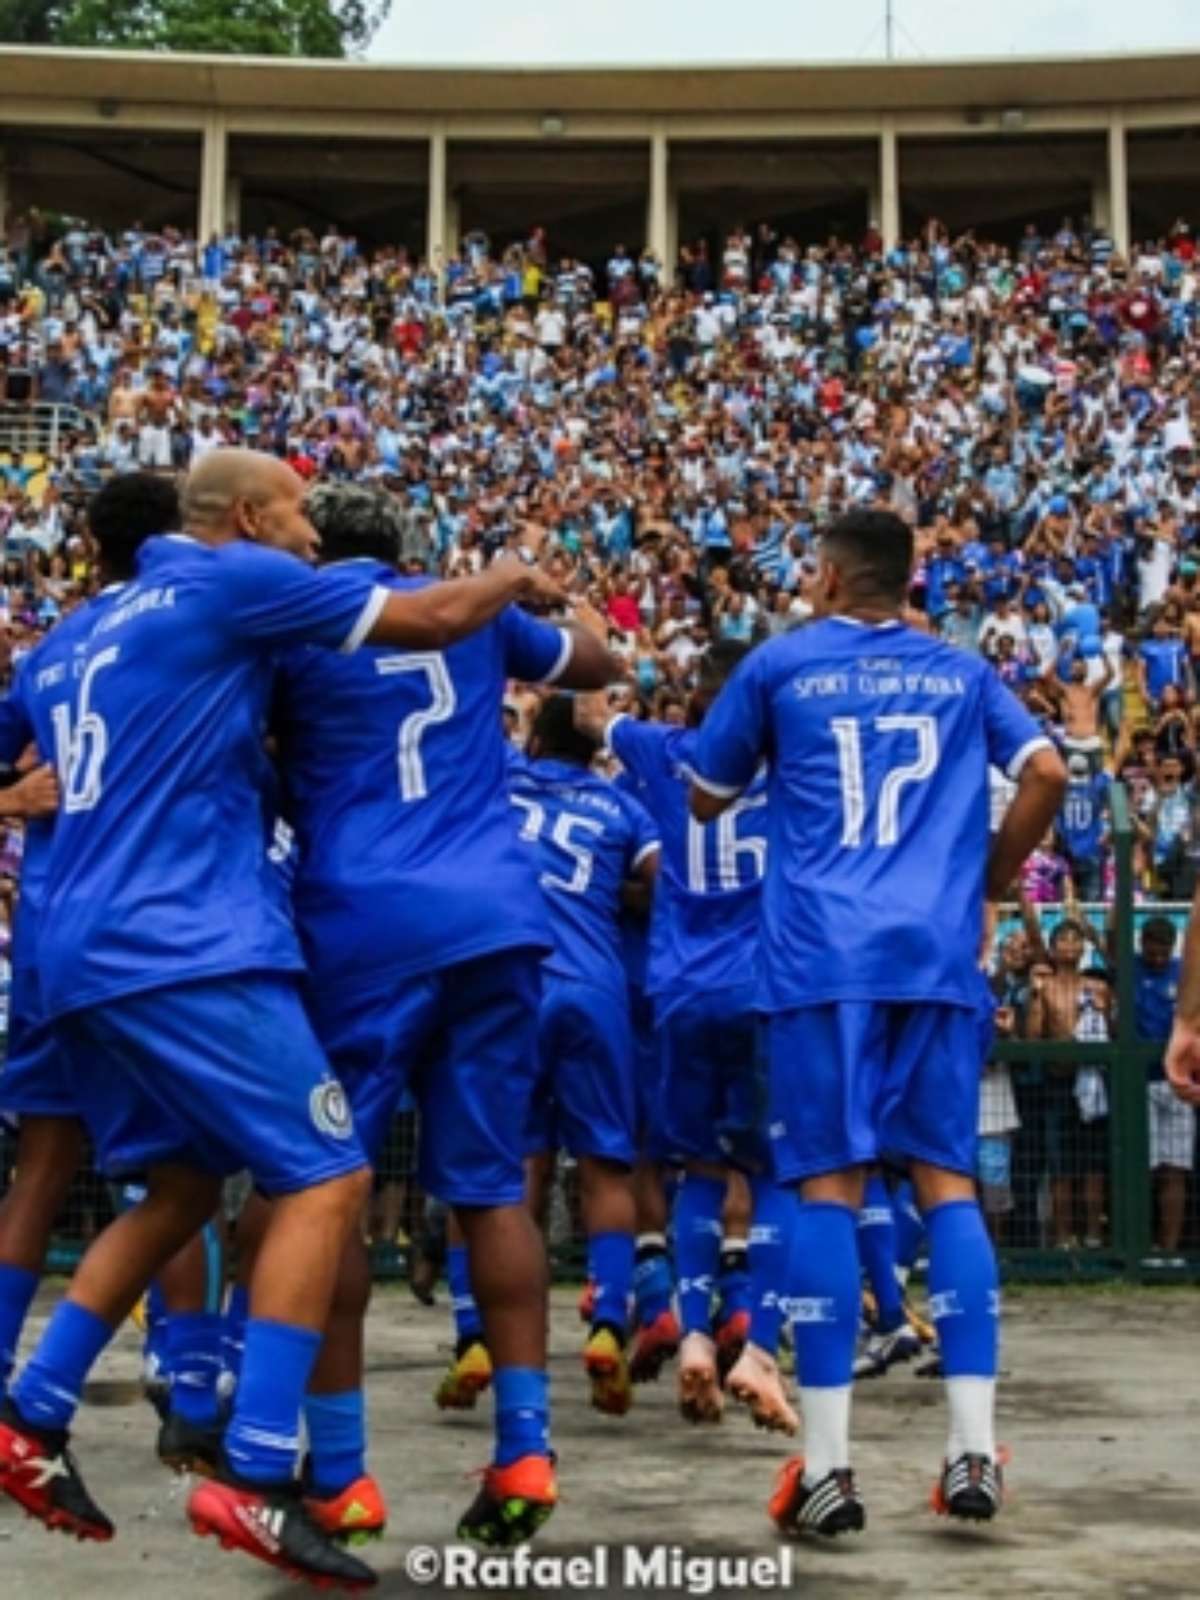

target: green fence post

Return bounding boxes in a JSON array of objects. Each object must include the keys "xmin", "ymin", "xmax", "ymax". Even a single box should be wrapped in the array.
[{"xmin": 1109, "ymin": 781, "xmax": 1150, "ymax": 1273}]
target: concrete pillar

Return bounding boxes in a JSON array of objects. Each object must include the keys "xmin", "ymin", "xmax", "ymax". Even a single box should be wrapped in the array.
[
  {"xmin": 646, "ymin": 119, "xmax": 672, "ymax": 270},
  {"xmin": 1090, "ymin": 168, "xmax": 1111, "ymax": 234},
  {"xmin": 1108, "ymin": 112, "xmax": 1130, "ymax": 257},
  {"xmin": 879, "ymin": 117, "xmax": 900, "ymax": 251},
  {"xmin": 426, "ymin": 120, "xmax": 447, "ymax": 275},
  {"xmin": 198, "ymin": 112, "xmax": 228, "ymax": 241},
  {"xmin": 224, "ymin": 173, "xmax": 242, "ymax": 237}
]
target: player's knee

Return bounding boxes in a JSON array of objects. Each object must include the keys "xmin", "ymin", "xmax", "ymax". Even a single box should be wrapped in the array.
[{"xmin": 910, "ymin": 1161, "xmax": 976, "ymax": 1213}]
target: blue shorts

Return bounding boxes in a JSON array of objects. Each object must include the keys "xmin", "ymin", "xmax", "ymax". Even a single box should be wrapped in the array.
[
  {"xmin": 658, "ymin": 984, "xmax": 770, "ymax": 1172},
  {"xmin": 57, "ymin": 974, "xmax": 366, "ymax": 1195},
  {"xmin": 308, "ymin": 948, "xmax": 542, "ymax": 1208},
  {"xmin": 0, "ymin": 963, "xmax": 77, "ymax": 1119},
  {"xmin": 525, "ymin": 975, "xmax": 636, "ymax": 1166},
  {"xmin": 767, "ymin": 1002, "xmax": 982, "ymax": 1183}
]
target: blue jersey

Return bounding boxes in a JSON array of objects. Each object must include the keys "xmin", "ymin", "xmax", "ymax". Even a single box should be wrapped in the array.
[
  {"xmin": 0, "ymin": 596, "xmax": 119, "ymax": 1012},
  {"xmin": 608, "ymin": 717, "xmax": 766, "ymax": 1016},
  {"xmin": 693, "ymin": 616, "xmax": 1048, "ymax": 1011},
  {"xmin": 1060, "ymin": 773, "xmax": 1109, "ymax": 863},
  {"xmin": 1135, "ymin": 954, "xmax": 1179, "ymax": 1044},
  {"xmin": 274, "ymin": 564, "xmax": 570, "ymax": 986},
  {"xmin": 509, "ymin": 754, "xmax": 659, "ymax": 992},
  {"xmin": 39, "ymin": 536, "xmax": 386, "ymax": 1019}
]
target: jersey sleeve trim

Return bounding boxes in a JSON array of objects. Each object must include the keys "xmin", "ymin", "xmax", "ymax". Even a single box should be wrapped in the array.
[
  {"xmin": 339, "ymin": 585, "xmax": 389, "ymax": 654},
  {"xmin": 632, "ymin": 841, "xmax": 661, "ymax": 868},
  {"xmin": 540, "ymin": 627, "xmax": 574, "ymax": 685},
  {"xmin": 689, "ymin": 768, "xmax": 744, "ymax": 799},
  {"xmin": 1007, "ymin": 735, "xmax": 1054, "ymax": 781}
]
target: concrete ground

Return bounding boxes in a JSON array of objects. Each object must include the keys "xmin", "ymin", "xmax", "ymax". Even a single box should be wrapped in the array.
[{"xmin": 3, "ymin": 1285, "xmax": 1200, "ymax": 1599}]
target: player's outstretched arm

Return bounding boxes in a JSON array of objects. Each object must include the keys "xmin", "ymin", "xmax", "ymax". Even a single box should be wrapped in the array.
[
  {"xmin": 1167, "ymin": 881, "xmax": 1200, "ymax": 1106},
  {"xmin": 553, "ymin": 621, "xmax": 623, "ymax": 690},
  {"xmin": 366, "ymin": 561, "xmax": 566, "ymax": 651},
  {"xmin": 985, "ymin": 746, "xmax": 1068, "ymax": 902}
]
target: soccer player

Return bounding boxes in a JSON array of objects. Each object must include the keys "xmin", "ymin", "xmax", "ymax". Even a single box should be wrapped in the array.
[
  {"xmin": 0, "ymin": 450, "xmax": 568, "ymax": 1591},
  {"xmin": 0, "ymin": 474, "xmax": 184, "ymax": 1409},
  {"xmin": 513, "ymin": 695, "xmax": 659, "ymax": 1415},
  {"xmin": 577, "ymin": 643, "xmax": 797, "ymax": 1434},
  {"xmin": 690, "ymin": 510, "xmax": 1066, "ymax": 1532},
  {"xmin": 271, "ymin": 486, "xmax": 618, "ymax": 1547}
]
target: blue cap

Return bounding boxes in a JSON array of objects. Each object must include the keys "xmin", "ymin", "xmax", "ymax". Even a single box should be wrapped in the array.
[{"xmin": 1048, "ymin": 494, "xmax": 1070, "ymax": 515}]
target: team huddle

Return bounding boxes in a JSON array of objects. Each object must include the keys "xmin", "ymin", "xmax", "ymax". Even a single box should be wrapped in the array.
[{"xmin": 0, "ymin": 456, "xmax": 1068, "ymax": 1591}]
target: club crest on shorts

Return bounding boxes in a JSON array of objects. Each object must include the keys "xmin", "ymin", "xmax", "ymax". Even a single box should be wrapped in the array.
[{"xmin": 310, "ymin": 1078, "xmax": 353, "ymax": 1140}]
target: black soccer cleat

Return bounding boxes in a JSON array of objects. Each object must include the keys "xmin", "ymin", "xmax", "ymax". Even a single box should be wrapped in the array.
[
  {"xmin": 157, "ymin": 1410, "xmax": 223, "ymax": 1476},
  {"xmin": 769, "ymin": 1457, "xmax": 866, "ymax": 1538},
  {"xmin": 456, "ymin": 1453, "xmax": 558, "ymax": 1549},
  {"xmin": 932, "ymin": 1452, "xmax": 1004, "ymax": 1522},
  {"xmin": 0, "ymin": 1399, "xmax": 114, "ymax": 1541}
]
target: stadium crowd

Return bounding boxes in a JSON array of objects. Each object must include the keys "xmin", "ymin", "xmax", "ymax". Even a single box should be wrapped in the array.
[{"xmin": 0, "ymin": 204, "xmax": 1198, "ymax": 1264}]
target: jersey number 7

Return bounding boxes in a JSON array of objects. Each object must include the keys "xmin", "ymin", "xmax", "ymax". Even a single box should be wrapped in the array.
[{"xmin": 374, "ymin": 652, "xmax": 456, "ymax": 801}]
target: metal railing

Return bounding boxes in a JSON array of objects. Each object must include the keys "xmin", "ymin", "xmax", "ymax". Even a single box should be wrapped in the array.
[{"xmin": 0, "ymin": 401, "xmax": 92, "ymax": 459}]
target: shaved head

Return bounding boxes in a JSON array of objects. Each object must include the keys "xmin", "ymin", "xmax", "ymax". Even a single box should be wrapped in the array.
[{"xmin": 182, "ymin": 448, "xmax": 319, "ymax": 562}]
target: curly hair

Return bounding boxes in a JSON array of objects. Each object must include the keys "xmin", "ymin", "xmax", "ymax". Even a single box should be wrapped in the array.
[{"xmin": 304, "ymin": 482, "xmax": 406, "ymax": 566}]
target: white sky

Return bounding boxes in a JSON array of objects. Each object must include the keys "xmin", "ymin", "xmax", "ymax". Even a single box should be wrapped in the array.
[{"xmin": 370, "ymin": 0, "xmax": 1200, "ymax": 65}]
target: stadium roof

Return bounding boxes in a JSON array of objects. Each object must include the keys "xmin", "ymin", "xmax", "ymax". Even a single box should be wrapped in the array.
[{"xmin": 2, "ymin": 44, "xmax": 1200, "ymax": 118}]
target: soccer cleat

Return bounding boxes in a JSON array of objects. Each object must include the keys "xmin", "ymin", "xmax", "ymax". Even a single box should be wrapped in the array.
[
  {"xmin": 304, "ymin": 1472, "xmax": 388, "ymax": 1547},
  {"xmin": 914, "ymin": 1349, "xmax": 944, "ymax": 1380},
  {"xmin": 853, "ymin": 1320, "xmax": 922, "ymax": 1380},
  {"xmin": 931, "ymin": 1452, "xmax": 1005, "ymax": 1522},
  {"xmin": 435, "ymin": 1337, "xmax": 493, "ymax": 1411},
  {"xmin": 0, "ymin": 1402, "xmax": 114, "ymax": 1542},
  {"xmin": 576, "ymin": 1280, "xmax": 597, "ymax": 1325},
  {"xmin": 677, "ymin": 1331, "xmax": 723, "ymax": 1424},
  {"xmin": 583, "ymin": 1325, "xmax": 632, "ymax": 1417},
  {"xmin": 142, "ymin": 1350, "xmax": 171, "ymax": 1422},
  {"xmin": 726, "ymin": 1342, "xmax": 799, "ymax": 1435},
  {"xmin": 714, "ymin": 1307, "xmax": 750, "ymax": 1384},
  {"xmin": 157, "ymin": 1411, "xmax": 223, "ymax": 1477},
  {"xmin": 188, "ymin": 1471, "xmax": 377, "ymax": 1590},
  {"xmin": 629, "ymin": 1310, "xmax": 680, "ymax": 1385},
  {"xmin": 769, "ymin": 1457, "xmax": 865, "ymax": 1539},
  {"xmin": 456, "ymin": 1453, "xmax": 558, "ymax": 1549}
]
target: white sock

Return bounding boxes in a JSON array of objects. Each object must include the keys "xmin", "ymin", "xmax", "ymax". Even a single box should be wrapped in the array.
[
  {"xmin": 945, "ymin": 1375, "xmax": 996, "ymax": 1459},
  {"xmin": 799, "ymin": 1385, "xmax": 852, "ymax": 1483},
  {"xmin": 636, "ymin": 1232, "xmax": 666, "ymax": 1252}
]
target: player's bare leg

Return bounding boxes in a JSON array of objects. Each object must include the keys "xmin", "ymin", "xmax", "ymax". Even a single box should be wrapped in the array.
[
  {"xmin": 0, "ymin": 1162, "xmax": 222, "ymax": 1541},
  {"xmin": 302, "ymin": 1226, "xmax": 386, "ymax": 1545},
  {"xmin": 0, "ymin": 1118, "xmax": 84, "ymax": 1407},
  {"xmin": 453, "ymin": 1201, "xmax": 556, "ymax": 1544},
  {"xmin": 675, "ymin": 1158, "xmax": 726, "ymax": 1424},
  {"xmin": 578, "ymin": 1155, "xmax": 636, "ymax": 1415}
]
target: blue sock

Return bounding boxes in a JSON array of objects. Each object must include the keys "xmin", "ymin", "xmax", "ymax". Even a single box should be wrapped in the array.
[
  {"xmin": 0, "ymin": 1264, "xmax": 38, "ymax": 1396},
  {"xmin": 788, "ymin": 1202, "xmax": 859, "ymax": 1388},
  {"xmin": 588, "ymin": 1231, "xmax": 634, "ymax": 1336},
  {"xmin": 633, "ymin": 1235, "xmax": 672, "ymax": 1328},
  {"xmin": 224, "ymin": 1319, "xmax": 321, "ymax": 1485},
  {"xmin": 305, "ymin": 1389, "xmax": 367, "ymax": 1496},
  {"xmin": 672, "ymin": 1175, "xmax": 724, "ymax": 1336},
  {"xmin": 893, "ymin": 1180, "xmax": 925, "ymax": 1274},
  {"xmin": 748, "ymin": 1180, "xmax": 797, "ymax": 1355},
  {"xmin": 926, "ymin": 1200, "xmax": 999, "ymax": 1377},
  {"xmin": 493, "ymin": 1366, "xmax": 550, "ymax": 1467},
  {"xmin": 221, "ymin": 1283, "xmax": 249, "ymax": 1387},
  {"xmin": 447, "ymin": 1245, "xmax": 482, "ymax": 1345},
  {"xmin": 165, "ymin": 1311, "xmax": 224, "ymax": 1424},
  {"xmin": 11, "ymin": 1300, "xmax": 112, "ymax": 1430},
  {"xmin": 857, "ymin": 1176, "xmax": 905, "ymax": 1333}
]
